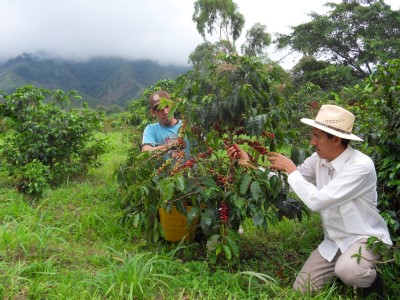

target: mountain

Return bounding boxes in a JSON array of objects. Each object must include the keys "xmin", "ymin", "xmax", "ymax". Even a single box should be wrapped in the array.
[{"xmin": 0, "ymin": 53, "xmax": 191, "ymax": 108}]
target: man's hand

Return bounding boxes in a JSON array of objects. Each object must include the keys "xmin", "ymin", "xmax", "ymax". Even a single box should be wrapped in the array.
[
  {"xmin": 226, "ymin": 144, "xmax": 258, "ymax": 169},
  {"xmin": 141, "ymin": 137, "xmax": 185, "ymax": 153},
  {"xmin": 165, "ymin": 137, "xmax": 186, "ymax": 150},
  {"xmin": 267, "ymin": 152, "xmax": 297, "ymax": 174}
]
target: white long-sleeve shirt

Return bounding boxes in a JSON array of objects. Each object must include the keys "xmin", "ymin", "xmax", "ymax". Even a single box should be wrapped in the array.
[{"xmin": 288, "ymin": 146, "xmax": 392, "ymax": 261}]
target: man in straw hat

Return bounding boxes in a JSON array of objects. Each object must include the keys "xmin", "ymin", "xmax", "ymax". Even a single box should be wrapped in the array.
[{"xmin": 227, "ymin": 105, "xmax": 392, "ymax": 295}]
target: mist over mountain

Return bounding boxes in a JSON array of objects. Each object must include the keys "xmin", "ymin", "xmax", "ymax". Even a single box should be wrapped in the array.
[{"xmin": 0, "ymin": 53, "xmax": 191, "ymax": 109}]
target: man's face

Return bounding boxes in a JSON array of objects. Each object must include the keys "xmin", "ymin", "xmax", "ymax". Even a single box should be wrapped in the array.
[
  {"xmin": 310, "ymin": 128, "xmax": 337, "ymax": 160},
  {"xmin": 152, "ymin": 105, "xmax": 174, "ymax": 126}
]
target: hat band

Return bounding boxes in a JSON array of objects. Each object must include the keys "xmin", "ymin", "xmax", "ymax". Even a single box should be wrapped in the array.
[{"xmin": 315, "ymin": 121, "xmax": 351, "ymax": 135}]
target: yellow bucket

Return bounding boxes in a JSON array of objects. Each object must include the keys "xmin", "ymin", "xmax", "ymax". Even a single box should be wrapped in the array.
[{"xmin": 158, "ymin": 206, "xmax": 198, "ymax": 242}]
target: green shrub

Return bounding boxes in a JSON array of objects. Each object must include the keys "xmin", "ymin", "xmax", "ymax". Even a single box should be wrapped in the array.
[
  {"xmin": 352, "ymin": 59, "xmax": 400, "ymax": 237},
  {"xmin": 118, "ymin": 54, "xmax": 304, "ymax": 261},
  {"xmin": 0, "ymin": 85, "xmax": 107, "ymax": 198},
  {"xmin": 14, "ymin": 159, "xmax": 50, "ymax": 199},
  {"xmin": 335, "ymin": 59, "xmax": 400, "ymax": 293}
]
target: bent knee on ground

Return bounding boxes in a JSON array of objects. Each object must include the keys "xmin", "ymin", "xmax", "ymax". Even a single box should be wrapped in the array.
[{"xmin": 335, "ymin": 261, "xmax": 360, "ymax": 286}]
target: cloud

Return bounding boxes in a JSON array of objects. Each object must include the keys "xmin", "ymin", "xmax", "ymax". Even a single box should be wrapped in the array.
[
  {"xmin": 0, "ymin": 0, "xmax": 398, "ymax": 67},
  {"xmin": 0, "ymin": 0, "xmax": 204, "ymax": 64}
]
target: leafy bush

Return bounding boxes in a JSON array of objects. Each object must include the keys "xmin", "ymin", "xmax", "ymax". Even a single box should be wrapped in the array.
[
  {"xmin": 329, "ymin": 59, "xmax": 400, "ymax": 293},
  {"xmin": 13, "ymin": 159, "xmax": 50, "ymax": 198},
  {"xmin": 366, "ymin": 60, "xmax": 400, "ymax": 234},
  {"xmin": 0, "ymin": 85, "xmax": 107, "ymax": 198},
  {"xmin": 291, "ymin": 56, "xmax": 359, "ymax": 92},
  {"xmin": 118, "ymin": 54, "xmax": 304, "ymax": 261},
  {"xmin": 342, "ymin": 60, "xmax": 400, "ymax": 238}
]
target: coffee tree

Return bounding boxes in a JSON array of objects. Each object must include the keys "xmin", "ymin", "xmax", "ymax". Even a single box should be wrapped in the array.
[
  {"xmin": 118, "ymin": 54, "xmax": 303, "ymax": 261},
  {"xmin": 355, "ymin": 59, "xmax": 400, "ymax": 236},
  {"xmin": 346, "ymin": 59, "xmax": 400, "ymax": 292},
  {"xmin": 0, "ymin": 85, "xmax": 107, "ymax": 198}
]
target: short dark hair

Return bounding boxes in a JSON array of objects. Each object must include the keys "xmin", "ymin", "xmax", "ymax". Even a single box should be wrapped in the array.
[{"xmin": 326, "ymin": 132, "xmax": 350, "ymax": 147}]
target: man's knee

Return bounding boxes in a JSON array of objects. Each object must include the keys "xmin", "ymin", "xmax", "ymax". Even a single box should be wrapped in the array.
[
  {"xmin": 335, "ymin": 241, "xmax": 378, "ymax": 288},
  {"xmin": 334, "ymin": 261, "xmax": 356, "ymax": 286},
  {"xmin": 334, "ymin": 257, "xmax": 371, "ymax": 287}
]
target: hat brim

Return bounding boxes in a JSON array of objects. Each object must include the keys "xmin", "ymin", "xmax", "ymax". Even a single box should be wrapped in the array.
[
  {"xmin": 151, "ymin": 101, "xmax": 160, "ymax": 109},
  {"xmin": 301, "ymin": 118, "xmax": 363, "ymax": 141}
]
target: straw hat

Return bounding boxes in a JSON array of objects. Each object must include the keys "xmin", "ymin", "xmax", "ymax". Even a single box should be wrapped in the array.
[{"xmin": 301, "ymin": 105, "xmax": 363, "ymax": 141}]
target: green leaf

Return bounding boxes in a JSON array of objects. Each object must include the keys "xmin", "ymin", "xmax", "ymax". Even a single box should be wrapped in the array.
[
  {"xmin": 201, "ymin": 210, "xmax": 212, "ymax": 226},
  {"xmin": 215, "ymin": 244, "xmax": 223, "ymax": 256},
  {"xmin": 239, "ymin": 173, "xmax": 252, "ymax": 195},
  {"xmin": 269, "ymin": 174, "xmax": 282, "ymax": 198},
  {"xmin": 222, "ymin": 245, "xmax": 232, "ymax": 260},
  {"xmin": 132, "ymin": 214, "xmax": 140, "ymax": 227},
  {"xmin": 159, "ymin": 181, "xmax": 175, "ymax": 202},
  {"xmin": 175, "ymin": 201, "xmax": 186, "ymax": 215},
  {"xmin": 232, "ymin": 194, "xmax": 245, "ymax": 210},
  {"xmin": 252, "ymin": 212, "xmax": 265, "ymax": 227},
  {"xmin": 187, "ymin": 206, "xmax": 201, "ymax": 222},
  {"xmin": 176, "ymin": 175, "xmax": 185, "ymax": 192},
  {"xmin": 202, "ymin": 186, "xmax": 220, "ymax": 200},
  {"xmin": 199, "ymin": 176, "xmax": 218, "ymax": 187},
  {"xmin": 291, "ymin": 147, "xmax": 308, "ymax": 165},
  {"xmin": 250, "ymin": 181, "xmax": 263, "ymax": 201},
  {"xmin": 225, "ymin": 235, "xmax": 239, "ymax": 258}
]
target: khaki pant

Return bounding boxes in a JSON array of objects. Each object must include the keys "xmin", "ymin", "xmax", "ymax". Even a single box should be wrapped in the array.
[{"xmin": 293, "ymin": 239, "xmax": 378, "ymax": 292}]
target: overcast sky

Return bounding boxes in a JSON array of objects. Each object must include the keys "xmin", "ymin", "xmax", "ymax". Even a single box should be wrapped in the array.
[{"xmin": 1, "ymin": 0, "xmax": 399, "ymax": 69}]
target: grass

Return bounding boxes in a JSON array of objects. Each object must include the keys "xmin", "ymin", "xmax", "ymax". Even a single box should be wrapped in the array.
[{"xmin": 0, "ymin": 129, "xmax": 395, "ymax": 299}]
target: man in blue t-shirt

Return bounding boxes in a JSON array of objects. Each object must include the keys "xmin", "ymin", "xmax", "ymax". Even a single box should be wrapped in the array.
[{"xmin": 141, "ymin": 91, "xmax": 189, "ymax": 158}]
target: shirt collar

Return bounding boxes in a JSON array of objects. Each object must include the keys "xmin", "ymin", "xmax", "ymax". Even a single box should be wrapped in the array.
[
  {"xmin": 158, "ymin": 119, "xmax": 179, "ymax": 127},
  {"xmin": 319, "ymin": 145, "xmax": 353, "ymax": 173},
  {"xmin": 329, "ymin": 145, "xmax": 353, "ymax": 173}
]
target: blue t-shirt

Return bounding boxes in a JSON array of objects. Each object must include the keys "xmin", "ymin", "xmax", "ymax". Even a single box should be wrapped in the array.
[{"xmin": 141, "ymin": 120, "xmax": 190, "ymax": 158}]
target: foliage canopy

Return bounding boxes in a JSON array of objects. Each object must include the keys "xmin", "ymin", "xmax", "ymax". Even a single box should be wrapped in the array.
[
  {"xmin": 193, "ymin": 0, "xmax": 245, "ymax": 51},
  {"xmin": 0, "ymin": 85, "xmax": 107, "ymax": 198},
  {"xmin": 276, "ymin": 0, "xmax": 400, "ymax": 78},
  {"xmin": 118, "ymin": 54, "xmax": 303, "ymax": 261}
]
